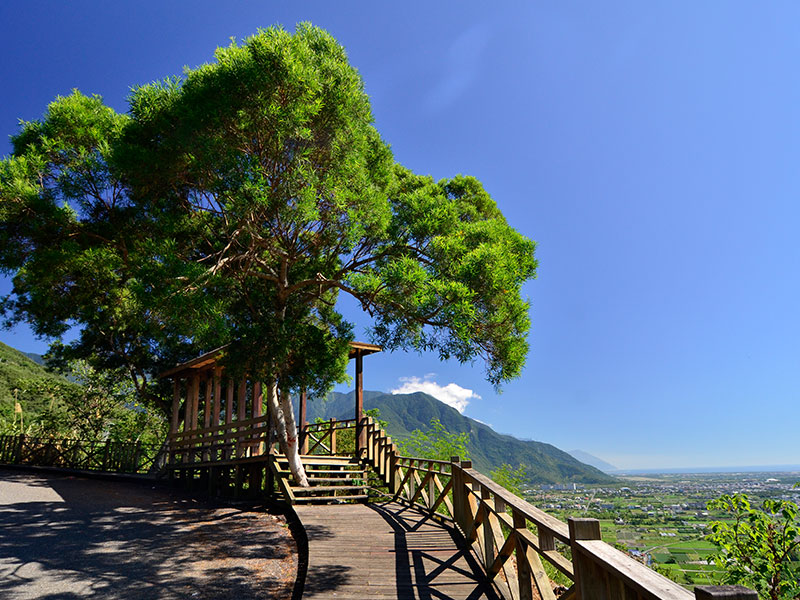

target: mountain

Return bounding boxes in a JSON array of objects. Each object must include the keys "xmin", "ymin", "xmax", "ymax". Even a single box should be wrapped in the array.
[
  {"xmin": 567, "ymin": 450, "xmax": 618, "ymax": 473},
  {"xmin": 0, "ymin": 341, "xmax": 71, "ymax": 423},
  {"xmin": 22, "ymin": 352, "xmax": 45, "ymax": 366},
  {"xmin": 302, "ymin": 391, "xmax": 616, "ymax": 485}
]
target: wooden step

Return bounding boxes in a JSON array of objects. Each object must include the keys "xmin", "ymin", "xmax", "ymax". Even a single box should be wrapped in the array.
[
  {"xmin": 305, "ymin": 468, "xmax": 366, "ymax": 475},
  {"xmin": 274, "ymin": 467, "xmax": 366, "ymax": 477},
  {"xmin": 276, "ymin": 456, "xmax": 361, "ymax": 466},
  {"xmin": 305, "ymin": 476, "xmax": 367, "ymax": 483},
  {"xmin": 292, "ymin": 494, "xmax": 369, "ymax": 504},
  {"xmin": 272, "ymin": 453, "xmax": 372, "ymax": 505},
  {"xmin": 291, "ymin": 485, "xmax": 367, "ymax": 494}
]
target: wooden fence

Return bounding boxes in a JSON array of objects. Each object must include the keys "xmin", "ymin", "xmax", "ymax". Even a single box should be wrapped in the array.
[
  {"xmin": 167, "ymin": 412, "xmax": 272, "ymax": 466},
  {"xmin": 301, "ymin": 417, "xmax": 358, "ymax": 455},
  {"xmin": 0, "ymin": 434, "xmax": 161, "ymax": 474},
  {"xmin": 354, "ymin": 415, "xmax": 756, "ymax": 600}
]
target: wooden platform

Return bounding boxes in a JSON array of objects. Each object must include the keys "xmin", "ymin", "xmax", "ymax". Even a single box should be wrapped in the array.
[{"xmin": 295, "ymin": 500, "xmax": 502, "ymax": 599}]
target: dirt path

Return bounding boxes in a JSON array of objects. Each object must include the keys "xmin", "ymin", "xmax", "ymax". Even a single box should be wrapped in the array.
[{"xmin": 0, "ymin": 468, "xmax": 297, "ymax": 599}]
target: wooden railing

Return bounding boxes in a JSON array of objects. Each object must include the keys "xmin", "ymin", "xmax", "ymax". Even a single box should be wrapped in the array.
[
  {"xmin": 168, "ymin": 413, "xmax": 272, "ymax": 465},
  {"xmin": 357, "ymin": 415, "xmax": 755, "ymax": 600},
  {"xmin": 0, "ymin": 434, "xmax": 160, "ymax": 474},
  {"xmin": 301, "ymin": 418, "xmax": 358, "ymax": 455}
]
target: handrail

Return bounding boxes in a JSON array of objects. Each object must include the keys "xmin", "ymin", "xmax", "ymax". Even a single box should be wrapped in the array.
[
  {"xmin": 356, "ymin": 415, "xmax": 754, "ymax": 600},
  {"xmin": 158, "ymin": 412, "xmax": 754, "ymax": 600},
  {"xmin": 304, "ymin": 418, "xmax": 357, "ymax": 431},
  {"xmin": 301, "ymin": 418, "xmax": 358, "ymax": 456},
  {"xmin": 463, "ymin": 467, "xmax": 571, "ymax": 543}
]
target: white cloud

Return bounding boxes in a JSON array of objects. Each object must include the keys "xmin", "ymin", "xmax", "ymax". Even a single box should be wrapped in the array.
[{"xmin": 391, "ymin": 375, "xmax": 480, "ymax": 414}]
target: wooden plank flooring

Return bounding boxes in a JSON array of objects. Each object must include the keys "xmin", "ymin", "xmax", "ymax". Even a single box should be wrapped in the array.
[{"xmin": 295, "ymin": 501, "xmax": 502, "ymax": 599}]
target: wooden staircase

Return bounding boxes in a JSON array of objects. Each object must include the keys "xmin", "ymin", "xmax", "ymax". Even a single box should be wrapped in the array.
[{"xmin": 272, "ymin": 454, "xmax": 370, "ymax": 504}]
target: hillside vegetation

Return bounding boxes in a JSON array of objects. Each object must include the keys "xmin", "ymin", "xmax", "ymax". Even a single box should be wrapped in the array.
[
  {"xmin": 0, "ymin": 341, "xmax": 74, "ymax": 426},
  {"xmin": 303, "ymin": 390, "xmax": 615, "ymax": 485},
  {"xmin": 0, "ymin": 341, "xmax": 166, "ymax": 443}
]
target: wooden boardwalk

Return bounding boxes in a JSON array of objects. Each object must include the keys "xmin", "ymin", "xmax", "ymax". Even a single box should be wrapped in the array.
[{"xmin": 295, "ymin": 500, "xmax": 502, "ymax": 599}]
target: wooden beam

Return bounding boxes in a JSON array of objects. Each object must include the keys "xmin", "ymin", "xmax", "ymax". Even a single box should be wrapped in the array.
[
  {"xmin": 204, "ymin": 377, "xmax": 213, "ymax": 429},
  {"xmin": 355, "ymin": 350, "xmax": 364, "ymax": 454},
  {"xmin": 225, "ymin": 380, "xmax": 233, "ymax": 425},
  {"xmin": 237, "ymin": 377, "xmax": 247, "ymax": 421},
  {"xmin": 171, "ymin": 379, "xmax": 181, "ymax": 433},
  {"xmin": 189, "ymin": 375, "xmax": 200, "ymax": 431},
  {"xmin": 213, "ymin": 367, "xmax": 222, "ymax": 426},
  {"xmin": 253, "ymin": 381, "xmax": 262, "ymax": 418}
]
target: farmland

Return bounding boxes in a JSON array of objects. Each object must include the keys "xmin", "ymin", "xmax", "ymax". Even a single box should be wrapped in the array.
[{"xmin": 522, "ymin": 471, "xmax": 800, "ymax": 588}]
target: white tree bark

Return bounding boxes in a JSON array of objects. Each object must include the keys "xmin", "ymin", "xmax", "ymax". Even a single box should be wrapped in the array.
[{"xmin": 266, "ymin": 379, "xmax": 309, "ymax": 487}]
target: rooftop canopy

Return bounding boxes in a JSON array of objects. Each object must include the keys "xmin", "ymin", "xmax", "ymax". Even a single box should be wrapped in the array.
[{"xmin": 159, "ymin": 341, "xmax": 382, "ymax": 380}]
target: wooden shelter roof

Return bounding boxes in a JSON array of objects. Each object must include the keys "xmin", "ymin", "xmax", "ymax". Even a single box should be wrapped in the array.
[{"xmin": 159, "ymin": 341, "xmax": 382, "ymax": 379}]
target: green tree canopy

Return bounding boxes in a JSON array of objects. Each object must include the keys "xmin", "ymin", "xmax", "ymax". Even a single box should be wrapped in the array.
[
  {"xmin": 707, "ymin": 491, "xmax": 800, "ymax": 600},
  {"xmin": 0, "ymin": 24, "xmax": 537, "ymax": 484}
]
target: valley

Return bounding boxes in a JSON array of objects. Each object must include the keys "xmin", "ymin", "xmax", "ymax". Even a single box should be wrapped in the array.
[{"xmin": 522, "ymin": 471, "xmax": 800, "ymax": 587}]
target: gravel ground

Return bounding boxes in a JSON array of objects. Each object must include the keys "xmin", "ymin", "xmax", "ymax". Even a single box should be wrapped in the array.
[{"xmin": 0, "ymin": 468, "xmax": 297, "ymax": 599}]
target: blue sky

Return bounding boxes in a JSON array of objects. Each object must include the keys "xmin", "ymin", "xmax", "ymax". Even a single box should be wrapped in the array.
[{"xmin": 1, "ymin": 2, "xmax": 798, "ymax": 469}]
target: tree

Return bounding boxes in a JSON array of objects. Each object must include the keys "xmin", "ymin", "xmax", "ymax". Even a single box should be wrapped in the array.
[
  {"xmin": 0, "ymin": 91, "xmax": 195, "ymax": 417},
  {"xmin": 491, "ymin": 463, "xmax": 528, "ymax": 497},
  {"xmin": 9, "ymin": 361, "xmax": 165, "ymax": 444},
  {"xmin": 0, "ymin": 24, "xmax": 537, "ymax": 486},
  {"xmin": 707, "ymin": 491, "xmax": 800, "ymax": 600},
  {"xmin": 396, "ymin": 418, "xmax": 471, "ymax": 462}
]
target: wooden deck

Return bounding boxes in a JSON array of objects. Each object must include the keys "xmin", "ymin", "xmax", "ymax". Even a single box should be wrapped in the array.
[{"xmin": 295, "ymin": 500, "xmax": 502, "ymax": 599}]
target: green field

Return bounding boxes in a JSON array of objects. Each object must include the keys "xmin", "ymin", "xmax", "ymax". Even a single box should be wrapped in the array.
[{"xmin": 524, "ymin": 471, "xmax": 799, "ymax": 589}]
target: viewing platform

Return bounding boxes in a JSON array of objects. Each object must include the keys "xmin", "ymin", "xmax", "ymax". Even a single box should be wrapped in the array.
[{"xmin": 0, "ymin": 346, "xmax": 758, "ymax": 600}]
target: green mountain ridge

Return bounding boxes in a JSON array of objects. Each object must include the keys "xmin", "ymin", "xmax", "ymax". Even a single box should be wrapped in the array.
[
  {"xmin": 0, "ymin": 341, "xmax": 71, "ymax": 424},
  {"xmin": 1, "ymin": 341, "xmax": 613, "ymax": 484},
  {"xmin": 303, "ymin": 390, "xmax": 615, "ymax": 485}
]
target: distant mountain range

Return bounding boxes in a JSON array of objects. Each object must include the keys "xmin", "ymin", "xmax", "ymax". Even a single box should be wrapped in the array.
[
  {"xmin": 1, "ymin": 340, "xmax": 614, "ymax": 484},
  {"xmin": 567, "ymin": 449, "xmax": 618, "ymax": 473},
  {"xmin": 302, "ymin": 390, "xmax": 616, "ymax": 485}
]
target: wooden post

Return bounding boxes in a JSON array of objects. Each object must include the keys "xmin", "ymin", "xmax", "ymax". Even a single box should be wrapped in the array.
[
  {"xmin": 299, "ymin": 389, "xmax": 308, "ymax": 455},
  {"xmin": 429, "ymin": 465, "xmax": 436, "ymax": 510},
  {"xmin": 253, "ymin": 381, "xmax": 262, "ymax": 418},
  {"xmin": 330, "ymin": 418, "xmax": 337, "ymax": 455},
  {"xmin": 480, "ymin": 487, "xmax": 494, "ymax": 569},
  {"xmin": 514, "ymin": 508, "xmax": 534, "ymax": 600},
  {"xmin": 182, "ymin": 378, "xmax": 192, "ymax": 434},
  {"xmin": 451, "ymin": 458, "xmax": 466, "ymax": 530},
  {"xmin": 204, "ymin": 377, "xmax": 213, "ymax": 429},
  {"xmin": 15, "ymin": 434, "xmax": 25, "ymax": 464},
  {"xmin": 252, "ymin": 381, "xmax": 263, "ymax": 455},
  {"xmin": 695, "ymin": 587, "xmax": 758, "ymax": 600},
  {"xmin": 382, "ymin": 436, "xmax": 391, "ymax": 479},
  {"xmin": 390, "ymin": 445, "xmax": 399, "ymax": 494},
  {"xmin": 189, "ymin": 375, "xmax": 200, "ymax": 431},
  {"xmin": 355, "ymin": 350, "xmax": 364, "ymax": 455},
  {"xmin": 568, "ymin": 518, "xmax": 602, "ymax": 600},
  {"xmin": 225, "ymin": 380, "xmax": 233, "ymax": 424},
  {"xmin": 213, "ymin": 367, "xmax": 222, "ymax": 426},
  {"xmin": 170, "ymin": 379, "xmax": 181, "ymax": 433},
  {"xmin": 237, "ymin": 378, "xmax": 247, "ymax": 421}
]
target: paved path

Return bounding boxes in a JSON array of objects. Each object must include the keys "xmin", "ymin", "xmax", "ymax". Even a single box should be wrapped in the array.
[
  {"xmin": 294, "ymin": 500, "xmax": 501, "ymax": 599},
  {"xmin": 0, "ymin": 468, "xmax": 296, "ymax": 599}
]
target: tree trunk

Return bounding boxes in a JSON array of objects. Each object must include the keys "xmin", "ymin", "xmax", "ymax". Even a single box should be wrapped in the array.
[{"xmin": 266, "ymin": 379, "xmax": 309, "ymax": 487}]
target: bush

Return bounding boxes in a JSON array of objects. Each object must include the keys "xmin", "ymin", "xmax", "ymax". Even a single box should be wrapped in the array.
[{"xmin": 707, "ymin": 489, "xmax": 800, "ymax": 600}]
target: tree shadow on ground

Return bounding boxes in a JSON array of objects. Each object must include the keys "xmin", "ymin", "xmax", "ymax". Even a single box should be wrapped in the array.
[{"xmin": 0, "ymin": 469, "xmax": 296, "ymax": 599}]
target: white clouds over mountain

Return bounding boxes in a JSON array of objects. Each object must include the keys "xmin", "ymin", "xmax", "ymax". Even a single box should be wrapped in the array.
[{"xmin": 390, "ymin": 375, "xmax": 479, "ymax": 414}]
